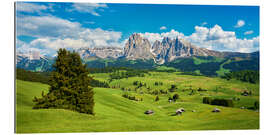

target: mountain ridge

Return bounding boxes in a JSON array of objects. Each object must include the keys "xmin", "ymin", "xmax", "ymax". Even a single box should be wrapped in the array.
[
  {"xmin": 77, "ymin": 33, "xmax": 259, "ymax": 63},
  {"xmin": 16, "ymin": 33, "xmax": 259, "ymax": 73}
]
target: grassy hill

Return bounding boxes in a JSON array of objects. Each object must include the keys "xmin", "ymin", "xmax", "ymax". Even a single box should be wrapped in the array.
[{"xmin": 16, "ymin": 70, "xmax": 259, "ymax": 133}]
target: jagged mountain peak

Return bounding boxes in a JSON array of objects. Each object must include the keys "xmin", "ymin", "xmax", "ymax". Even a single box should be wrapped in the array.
[
  {"xmin": 130, "ymin": 33, "xmax": 142, "ymax": 38},
  {"xmin": 162, "ymin": 37, "xmax": 172, "ymax": 43},
  {"xmin": 151, "ymin": 36, "xmax": 222, "ymax": 64},
  {"xmin": 77, "ymin": 46, "xmax": 124, "ymax": 59},
  {"xmin": 123, "ymin": 33, "xmax": 153, "ymax": 60}
]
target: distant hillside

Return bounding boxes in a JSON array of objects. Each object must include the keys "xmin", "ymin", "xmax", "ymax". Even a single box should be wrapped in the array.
[{"xmin": 16, "ymin": 51, "xmax": 54, "ymax": 72}]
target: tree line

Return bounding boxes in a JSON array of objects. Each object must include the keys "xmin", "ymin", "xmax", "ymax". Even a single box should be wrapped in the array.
[
  {"xmin": 16, "ymin": 68, "xmax": 50, "ymax": 84},
  {"xmin": 223, "ymin": 70, "xmax": 259, "ymax": 84},
  {"xmin": 16, "ymin": 68, "xmax": 109, "ymax": 88}
]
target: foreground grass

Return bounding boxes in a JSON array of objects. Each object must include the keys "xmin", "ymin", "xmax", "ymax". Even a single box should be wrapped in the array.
[{"xmin": 16, "ymin": 76, "xmax": 259, "ymax": 133}]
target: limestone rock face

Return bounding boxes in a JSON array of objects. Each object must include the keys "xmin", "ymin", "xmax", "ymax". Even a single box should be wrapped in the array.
[
  {"xmin": 77, "ymin": 47, "xmax": 124, "ymax": 59},
  {"xmin": 151, "ymin": 37, "xmax": 223, "ymax": 64},
  {"xmin": 123, "ymin": 33, "xmax": 153, "ymax": 60}
]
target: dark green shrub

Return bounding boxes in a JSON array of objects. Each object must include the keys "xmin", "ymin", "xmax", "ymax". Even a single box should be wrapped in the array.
[
  {"xmin": 254, "ymin": 101, "xmax": 259, "ymax": 110},
  {"xmin": 122, "ymin": 93, "xmax": 129, "ymax": 98},
  {"xmin": 189, "ymin": 90, "xmax": 196, "ymax": 95},
  {"xmin": 160, "ymin": 89, "xmax": 167, "ymax": 94},
  {"xmin": 173, "ymin": 94, "xmax": 179, "ymax": 101},
  {"xmin": 169, "ymin": 84, "xmax": 177, "ymax": 92},
  {"xmin": 89, "ymin": 79, "xmax": 110, "ymax": 88},
  {"xmin": 211, "ymin": 99, "xmax": 234, "ymax": 107},
  {"xmin": 203, "ymin": 97, "xmax": 233, "ymax": 107},
  {"xmin": 122, "ymin": 93, "xmax": 142, "ymax": 101},
  {"xmin": 153, "ymin": 90, "xmax": 159, "ymax": 95},
  {"xmin": 203, "ymin": 97, "xmax": 212, "ymax": 104},
  {"xmin": 133, "ymin": 81, "xmax": 139, "ymax": 85},
  {"xmin": 198, "ymin": 87, "xmax": 207, "ymax": 91},
  {"xmin": 129, "ymin": 96, "xmax": 136, "ymax": 100},
  {"xmin": 155, "ymin": 96, "xmax": 159, "ymax": 101}
]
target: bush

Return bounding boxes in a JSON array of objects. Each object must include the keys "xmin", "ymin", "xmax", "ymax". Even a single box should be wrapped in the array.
[
  {"xmin": 198, "ymin": 87, "xmax": 207, "ymax": 91},
  {"xmin": 254, "ymin": 101, "xmax": 259, "ymax": 110},
  {"xmin": 169, "ymin": 84, "xmax": 177, "ymax": 92},
  {"xmin": 89, "ymin": 79, "xmax": 110, "ymax": 88},
  {"xmin": 211, "ymin": 99, "xmax": 234, "ymax": 107},
  {"xmin": 122, "ymin": 93, "xmax": 142, "ymax": 101},
  {"xmin": 122, "ymin": 93, "xmax": 129, "ymax": 98},
  {"xmin": 133, "ymin": 81, "xmax": 139, "ymax": 86},
  {"xmin": 203, "ymin": 97, "xmax": 212, "ymax": 104},
  {"xmin": 203, "ymin": 97, "xmax": 234, "ymax": 107},
  {"xmin": 160, "ymin": 89, "xmax": 167, "ymax": 94},
  {"xmin": 155, "ymin": 96, "xmax": 159, "ymax": 101},
  {"xmin": 173, "ymin": 94, "xmax": 179, "ymax": 101}
]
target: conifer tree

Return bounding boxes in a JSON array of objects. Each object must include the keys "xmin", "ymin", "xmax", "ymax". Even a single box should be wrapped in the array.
[
  {"xmin": 33, "ymin": 48, "xmax": 95, "ymax": 114},
  {"xmin": 155, "ymin": 96, "xmax": 159, "ymax": 101}
]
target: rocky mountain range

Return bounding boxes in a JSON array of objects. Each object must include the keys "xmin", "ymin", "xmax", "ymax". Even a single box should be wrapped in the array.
[
  {"xmin": 16, "ymin": 33, "xmax": 259, "ymax": 72},
  {"xmin": 77, "ymin": 33, "xmax": 257, "ymax": 63},
  {"xmin": 151, "ymin": 37, "xmax": 223, "ymax": 64},
  {"xmin": 16, "ymin": 51, "xmax": 53, "ymax": 71},
  {"xmin": 77, "ymin": 47, "xmax": 123, "ymax": 59}
]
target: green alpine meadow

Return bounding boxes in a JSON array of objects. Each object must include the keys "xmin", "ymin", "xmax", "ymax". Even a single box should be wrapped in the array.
[
  {"xmin": 16, "ymin": 2, "xmax": 259, "ymax": 133},
  {"xmin": 16, "ymin": 68, "xmax": 259, "ymax": 133}
]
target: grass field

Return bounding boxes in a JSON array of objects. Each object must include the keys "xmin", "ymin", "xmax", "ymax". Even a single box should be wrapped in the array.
[{"xmin": 16, "ymin": 71, "xmax": 259, "ymax": 133}]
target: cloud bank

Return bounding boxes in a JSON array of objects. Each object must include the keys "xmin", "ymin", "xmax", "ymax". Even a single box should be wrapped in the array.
[
  {"xmin": 71, "ymin": 3, "xmax": 108, "ymax": 16},
  {"xmin": 16, "ymin": 2, "xmax": 48, "ymax": 13},
  {"xmin": 141, "ymin": 25, "xmax": 259, "ymax": 53},
  {"xmin": 16, "ymin": 15, "xmax": 122, "ymax": 55}
]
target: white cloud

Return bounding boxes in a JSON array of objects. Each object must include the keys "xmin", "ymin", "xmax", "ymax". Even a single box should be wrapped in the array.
[
  {"xmin": 201, "ymin": 22, "xmax": 207, "ymax": 26},
  {"xmin": 16, "ymin": 15, "xmax": 122, "ymax": 55},
  {"xmin": 160, "ymin": 26, "xmax": 167, "ymax": 30},
  {"xmin": 16, "ymin": 2, "xmax": 47, "ymax": 13},
  {"xmin": 16, "ymin": 39, "xmax": 51, "ymax": 55},
  {"xmin": 141, "ymin": 29, "xmax": 185, "ymax": 44},
  {"xmin": 235, "ymin": 20, "xmax": 245, "ymax": 28},
  {"xmin": 30, "ymin": 38, "xmax": 90, "ymax": 50},
  {"xmin": 186, "ymin": 25, "xmax": 258, "ymax": 52},
  {"xmin": 78, "ymin": 28, "xmax": 122, "ymax": 43},
  {"xmin": 207, "ymin": 25, "xmax": 235, "ymax": 40},
  {"xmin": 17, "ymin": 16, "xmax": 82, "ymax": 38},
  {"xmin": 71, "ymin": 3, "xmax": 108, "ymax": 16},
  {"xmin": 244, "ymin": 30, "xmax": 254, "ymax": 35},
  {"xmin": 141, "ymin": 25, "xmax": 259, "ymax": 53}
]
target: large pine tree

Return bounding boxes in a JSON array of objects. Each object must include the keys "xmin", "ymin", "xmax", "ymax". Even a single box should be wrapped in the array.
[{"xmin": 33, "ymin": 48, "xmax": 95, "ymax": 114}]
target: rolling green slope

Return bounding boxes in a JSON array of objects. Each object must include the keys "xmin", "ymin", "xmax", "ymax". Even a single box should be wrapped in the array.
[{"xmin": 16, "ymin": 76, "xmax": 259, "ymax": 133}]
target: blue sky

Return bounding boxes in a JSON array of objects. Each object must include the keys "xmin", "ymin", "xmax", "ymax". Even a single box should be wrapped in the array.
[{"xmin": 16, "ymin": 2, "xmax": 259, "ymax": 55}]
